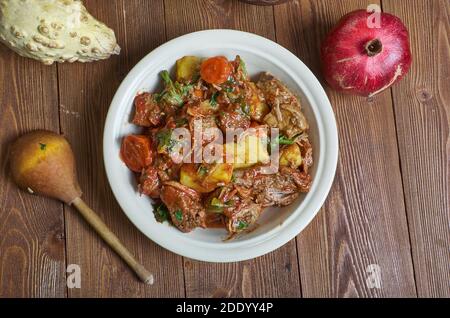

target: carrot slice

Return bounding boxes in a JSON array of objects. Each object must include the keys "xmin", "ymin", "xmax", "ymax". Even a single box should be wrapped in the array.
[
  {"xmin": 200, "ymin": 56, "xmax": 232, "ymax": 84},
  {"xmin": 193, "ymin": 88, "xmax": 204, "ymax": 98},
  {"xmin": 120, "ymin": 135, "xmax": 152, "ymax": 172}
]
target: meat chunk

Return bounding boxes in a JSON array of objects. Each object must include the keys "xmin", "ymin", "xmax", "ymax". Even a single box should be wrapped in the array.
[
  {"xmin": 189, "ymin": 115, "xmax": 220, "ymax": 145},
  {"xmin": 264, "ymin": 104, "xmax": 308, "ymax": 138},
  {"xmin": 224, "ymin": 199, "xmax": 263, "ymax": 234},
  {"xmin": 257, "ymin": 73, "xmax": 309, "ymax": 138},
  {"xmin": 217, "ymin": 103, "xmax": 251, "ymax": 132},
  {"xmin": 290, "ymin": 168, "xmax": 312, "ymax": 193},
  {"xmin": 236, "ymin": 166, "xmax": 312, "ymax": 207},
  {"xmin": 243, "ymin": 82, "xmax": 269, "ymax": 122},
  {"xmin": 160, "ymin": 181, "xmax": 206, "ymax": 232},
  {"xmin": 205, "ymin": 184, "xmax": 262, "ymax": 235},
  {"xmin": 230, "ymin": 55, "xmax": 250, "ymax": 82},
  {"xmin": 154, "ymin": 154, "xmax": 181, "ymax": 182},
  {"xmin": 297, "ymin": 136, "xmax": 313, "ymax": 174},
  {"xmin": 139, "ymin": 166, "xmax": 161, "ymax": 198},
  {"xmin": 133, "ymin": 92, "xmax": 163, "ymax": 127}
]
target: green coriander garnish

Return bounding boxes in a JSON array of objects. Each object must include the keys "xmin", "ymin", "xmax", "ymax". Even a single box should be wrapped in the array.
[
  {"xmin": 154, "ymin": 92, "xmax": 163, "ymax": 102},
  {"xmin": 224, "ymin": 86, "xmax": 233, "ymax": 93},
  {"xmin": 271, "ymin": 134, "xmax": 295, "ymax": 147},
  {"xmin": 212, "ymin": 198, "xmax": 234, "ymax": 208},
  {"xmin": 227, "ymin": 77, "xmax": 236, "ymax": 85},
  {"xmin": 210, "ymin": 198, "xmax": 222, "ymax": 208},
  {"xmin": 237, "ymin": 220, "xmax": 248, "ymax": 230},
  {"xmin": 208, "ymin": 198, "xmax": 234, "ymax": 213},
  {"xmin": 153, "ymin": 203, "xmax": 169, "ymax": 223},
  {"xmin": 156, "ymin": 129, "xmax": 177, "ymax": 152},
  {"xmin": 160, "ymin": 70, "xmax": 172, "ymax": 85},
  {"xmin": 158, "ymin": 70, "xmax": 184, "ymax": 106},
  {"xmin": 239, "ymin": 58, "xmax": 248, "ymax": 77},
  {"xmin": 39, "ymin": 143, "xmax": 46, "ymax": 151},
  {"xmin": 197, "ymin": 165, "xmax": 209, "ymax": 177},
  {"xmin": 174, "ymin": 209, "xmax": 183, "ymax": 222},
  {"xmin": 278, "ymin": 135, "xmax": 295, "ymax": 145},
  {"xmin": 181, "ymin": 84, "xmax": 193, "ymax": 96},
  {"xmin": 210, "ymin": 91, "xmax": 219, "ymax": 107},
  {"xmin": 240, "ymin": 102, "xmax": 250, "ymax": 116}
]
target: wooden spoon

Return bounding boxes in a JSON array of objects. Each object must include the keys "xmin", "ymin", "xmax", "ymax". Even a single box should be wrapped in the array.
[{"xmin": 9, "ymin": 130, "xmax": 153, "ymax": 285}]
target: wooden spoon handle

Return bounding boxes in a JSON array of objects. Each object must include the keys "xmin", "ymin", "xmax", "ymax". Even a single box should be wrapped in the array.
[{"xmin": 71, "ymin": 197, "xmax": 154, "ymax": 285}]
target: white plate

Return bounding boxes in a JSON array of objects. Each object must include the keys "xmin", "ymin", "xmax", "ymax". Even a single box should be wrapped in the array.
[{"xmin": 103, "ymin": 30, "xmax": 338, "ymax": 262}]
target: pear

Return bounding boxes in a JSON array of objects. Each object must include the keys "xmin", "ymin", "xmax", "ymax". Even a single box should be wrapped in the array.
[
  {"xmin": 0, "ymin": 0, "xmax": 120, "ymax": 65},
  {"xmin": 10, "ymin": 130, "xmax": 82, "ymax": 203},
  {"xmin": 9, "ymin": 130, "xmax": 153, "ymax": 284}
]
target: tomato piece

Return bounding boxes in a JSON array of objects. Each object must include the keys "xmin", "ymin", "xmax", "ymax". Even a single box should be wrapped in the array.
[
  {"xmin": 200, "ymin": 56, "xmax": 232, "ymax": 84},
  {"xmin": 120, "ymin": 135, "xmax": 152, "ymax": 172}
]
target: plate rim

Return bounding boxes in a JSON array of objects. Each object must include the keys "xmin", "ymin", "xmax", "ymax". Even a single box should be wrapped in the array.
[{"xmin": 103, "ymin": 29, "xmax": 338, "ymax": 262}]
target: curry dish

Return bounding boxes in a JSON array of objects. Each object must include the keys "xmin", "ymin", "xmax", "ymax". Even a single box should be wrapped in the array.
[{"xmin": 120, "ymin": 55, "xmax": 313, "ymax": 237}]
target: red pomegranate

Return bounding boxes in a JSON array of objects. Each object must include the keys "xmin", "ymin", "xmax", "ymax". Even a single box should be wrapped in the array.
[{"xmin": 321, "ymin": 10, "xmax": 412, "ymax": 97}]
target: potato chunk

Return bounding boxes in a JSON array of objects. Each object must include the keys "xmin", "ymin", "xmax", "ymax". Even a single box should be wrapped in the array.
[
  {"xmin": 204, "ymin": 163, "xmax": 234, "ymax": 186},
  {"xmin": 279, "ymin": 144, "xmax": 302, "ymax": 168},
  {"xmin": 176, "ymin": 56, "xmax": 201, "ymax": 81},
  {"xmin": 224, "ymin": 134, "xmax": 270, "ymax": 169},
  {"xmin": 180, "ymin": 163, "xmax": 233, "ymax": 193},
  {"xmin": 247, "ymin": 82, "xmax": 269, "ymax": 122}
]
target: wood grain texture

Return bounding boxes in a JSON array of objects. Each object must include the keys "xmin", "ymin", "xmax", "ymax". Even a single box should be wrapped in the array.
[
  {"xmin": 0, "ymin": 46, "xmax": 66, "ymax": 297},
  {"xmin": 57, "ymin": 0, "xmax": 184, "ymax": 297},
  {"xmin": 0, "ymin": 0, "xmax": 447, "ymax": 298},
  {"xmin": 274, "ymin": 0, "xmax": 417, "ymax": 297},
  {"xmin": 382, "ymin": 0, "xmax": 450, "ymax": 297},
  {"xmin": 165, "ymin": 0, "xmax": 301, "ymax": 298}
]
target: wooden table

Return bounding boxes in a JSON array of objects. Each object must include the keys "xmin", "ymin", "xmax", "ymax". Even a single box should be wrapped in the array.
[{"xmin": 0, "ymin": 0, "xmax": 448, "ymax": 298}]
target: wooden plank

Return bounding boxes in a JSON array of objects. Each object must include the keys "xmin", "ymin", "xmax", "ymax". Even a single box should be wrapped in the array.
[
  {"xmin": 382, "ymin": 0, "xmax": 450, "ymax": 297},
  {"xmin": 0, "ymin": 47, "xmax": 66, "ymax": 296},
  {"xmin": 164, "ymin": 0, "xmax": 277, "ymax": 39},
  {"xmin": 165, "ymin": 0, "xmax": 301, "ymax": 297},
  {"xmin": 274, "ymin": 0, "xmax": 417, "ymax": 297},
  {"xmin": 58, "ymin": 0, "xmax": 184, "ymax": 297}
]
